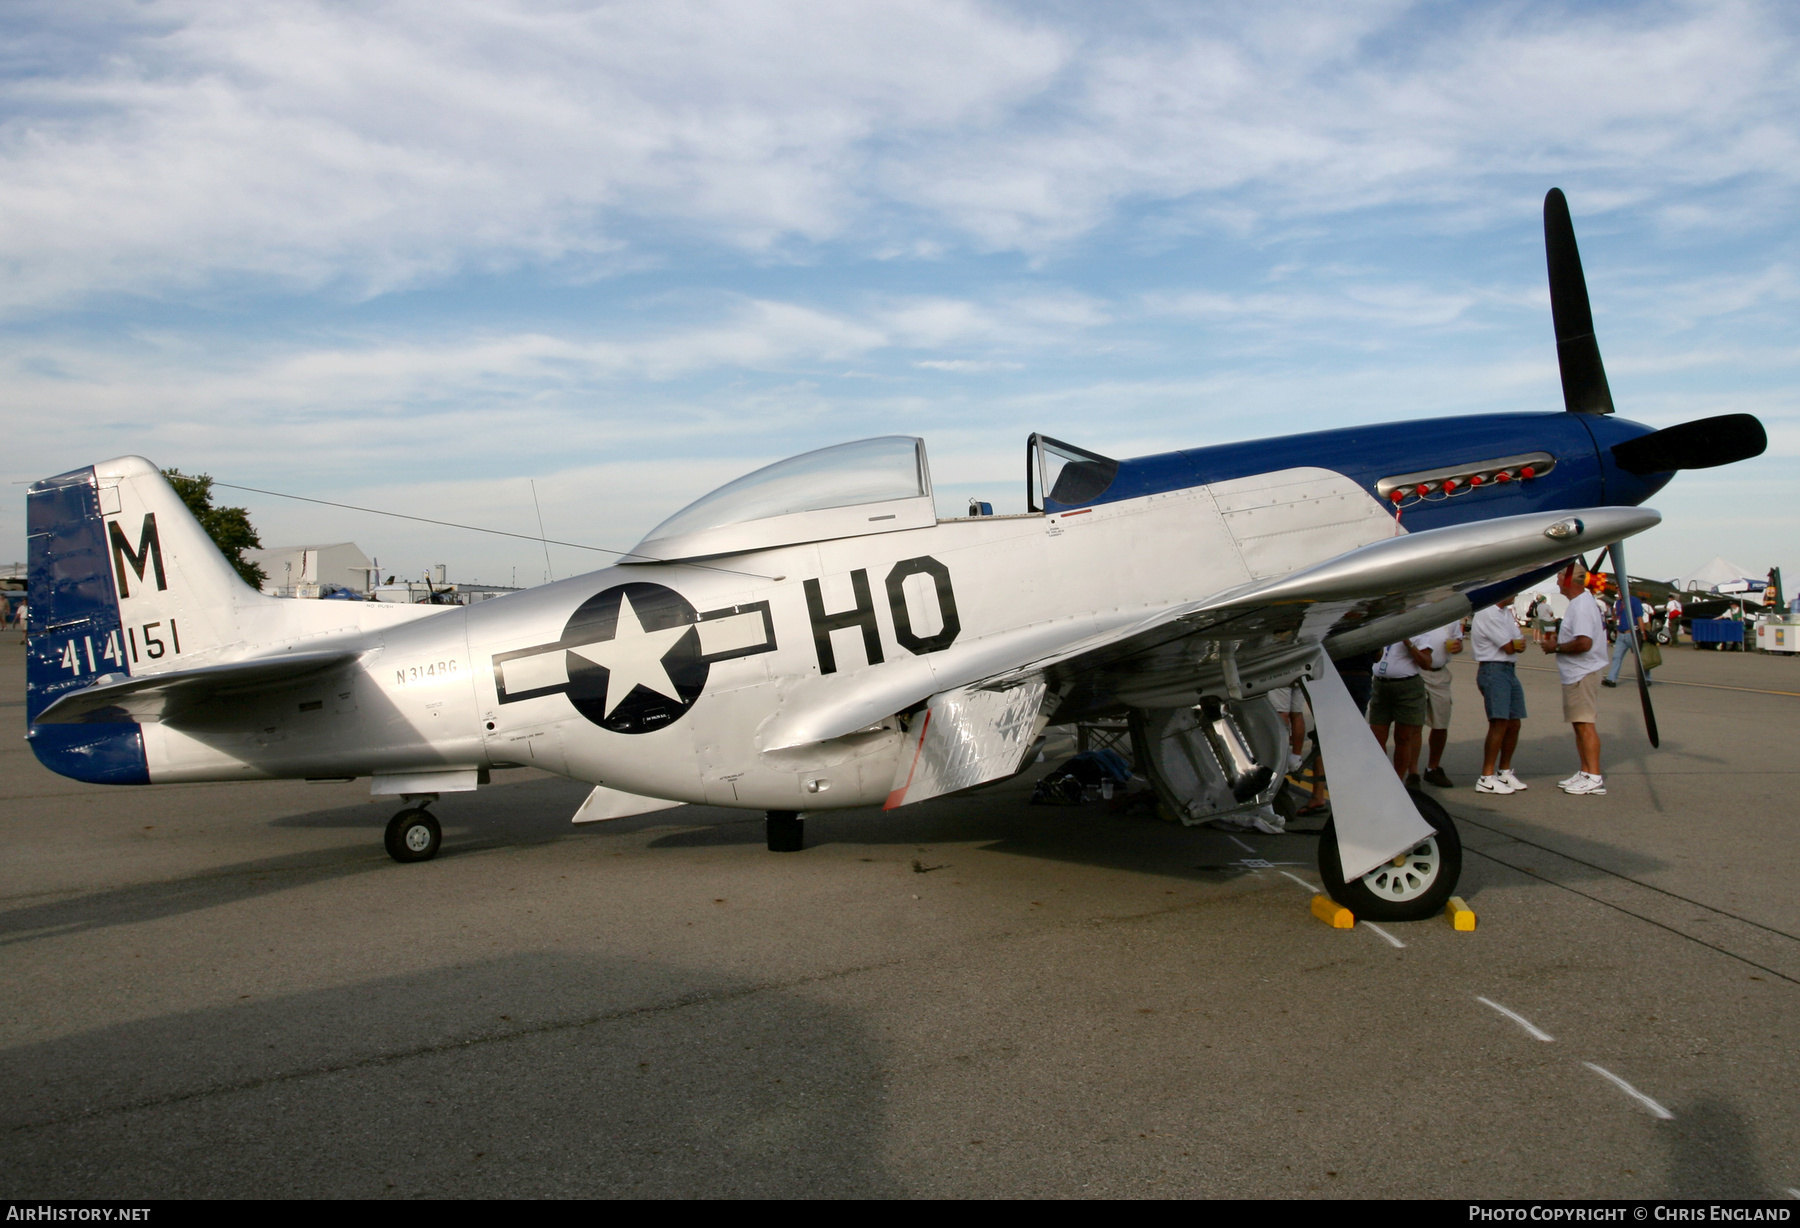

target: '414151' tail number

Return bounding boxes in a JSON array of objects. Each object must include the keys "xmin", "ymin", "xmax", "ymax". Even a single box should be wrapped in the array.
[{"xmin": 58, "ymin": 620, "xmax": 182, "ymax": 676}]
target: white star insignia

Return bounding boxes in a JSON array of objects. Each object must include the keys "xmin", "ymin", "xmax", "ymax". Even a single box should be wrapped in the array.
[{"xmin": 567, "ymin": 592, "xmax": 692, "ymax": 717}]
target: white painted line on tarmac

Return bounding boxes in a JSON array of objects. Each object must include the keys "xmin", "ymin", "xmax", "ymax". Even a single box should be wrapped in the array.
[
  {"xmin": 1582, "ymin": 1063, "xmax": 1674, "ymax": 1120},
  {"xmin": 1278, "ymin": 870, "xmax": 1321, "ymax": 893},
  {"xmin": 1475, "ymin": 996, "xmax": 1555, "ymax": 1042},
  {"xmin": 1785, "ymin": 1188, "xmax": 1799, "ymax": 1199},
  {"xmin": 1362, "ymin": 921, "xmax": 1406, "ymax": 948},
  {"xmin": 1226, "ymin": 835, "xmax": 1256, "ymax": 853}
]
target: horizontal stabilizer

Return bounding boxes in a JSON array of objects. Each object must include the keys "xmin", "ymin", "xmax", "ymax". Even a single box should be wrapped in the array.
[
  {"xmin": 884, "ymin": 679, "xmax": 1047, "ymax": 809},
  {"xmin": 32, "ymin": 650, "xmax": 358, "ymax": 725}
]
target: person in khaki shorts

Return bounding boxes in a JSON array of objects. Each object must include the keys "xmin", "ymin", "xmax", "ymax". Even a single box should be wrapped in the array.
[
  {"xmin": 1367, "ymin": 634, "xmax": 1435, "ymax": 786},
  {"xmin": 1541, "ymin": 562, "xmax": 1611, "ymax": 795},
  {"xmin": 1416, "ymin": 620, "xmax": 1463, "ymax": 788}
]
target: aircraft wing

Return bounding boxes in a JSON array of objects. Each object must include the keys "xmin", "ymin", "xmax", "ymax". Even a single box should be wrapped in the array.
[
  {"xmin": 870, "ymin": 506, "xmax": 1657, "ymax": 812},
  {"xmin": 32, "ymin": 650, "xmax": 360, "ymax": 725}
]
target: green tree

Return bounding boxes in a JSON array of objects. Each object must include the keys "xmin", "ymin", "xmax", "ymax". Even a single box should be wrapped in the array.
[{"xmin": 161, "ymin": 470, "xmax": 268, "ymax": 589}]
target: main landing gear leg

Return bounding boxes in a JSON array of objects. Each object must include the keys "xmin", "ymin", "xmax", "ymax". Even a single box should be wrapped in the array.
[
  {"xmin": 385, "ymin": 794, "xmax": 443, "ymax": 863},
  {"xmin": 766, "ymin": 810, "xmax": 804, "ymax": 852}
]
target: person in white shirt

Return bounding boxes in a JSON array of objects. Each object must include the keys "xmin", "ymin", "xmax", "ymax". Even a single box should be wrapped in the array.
[
  {"xmin": 1540, "ymin": 562, "xmax": 1611, "ymax": 794},
  {"xmin": 1416, "ymin": 621, "xmax": 1463, "ymax": 789},
  {"xmin": 1664, "ymin": 595, "xmax": 1682, "ymax": 645},
  {"xmin": 1469, "ymin": 599, "xmax": 1529, "ymax": 794},
  {"xmin": 1368, "ymin": 634, "xmax": 1434, "ymax": 786}
]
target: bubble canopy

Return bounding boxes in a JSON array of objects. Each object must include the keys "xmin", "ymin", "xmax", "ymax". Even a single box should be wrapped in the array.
[{"xmin": 633, "ymin": 436, "xmax": 936, "ymax": 562}]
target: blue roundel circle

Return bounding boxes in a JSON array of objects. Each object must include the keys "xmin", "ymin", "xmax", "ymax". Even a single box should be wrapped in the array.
[{"xmin": 561, "ymin": 582, "xmax": 708, "ymax": 734}]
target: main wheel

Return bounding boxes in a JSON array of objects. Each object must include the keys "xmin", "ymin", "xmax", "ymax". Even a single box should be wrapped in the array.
[
  {"xmin": 1317, "ymin": 787, "xmax": 1461, "ymax": 922},
  {"xmin": 385, "ymin": 808, "xmax": 442, "ymax": 863}
]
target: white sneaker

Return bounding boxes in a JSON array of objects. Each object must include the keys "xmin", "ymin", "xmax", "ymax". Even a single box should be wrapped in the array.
[
  {"xmin": 1476, "ymin": 775, "xmax": 1515, "ymax": 794},
  {"xmin": 1560, "ymin": 772, "xmax": 1606, "ymax": 795},
  {"xmin": 1498, "ymin": 769, "xmax": 1528, "ymax": 791},
  {"xmin": 1557, "ymin": 771, "xmax": 1585, "ymax": 789}
]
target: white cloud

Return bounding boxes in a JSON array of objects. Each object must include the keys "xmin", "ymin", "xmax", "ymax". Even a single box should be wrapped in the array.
[
  {"xmin": 913, "ymin": 359, "xmax": 1023, "ymax": 372},
  {"xmin": 4, "ymin": 1, "xmax": 1797, "ymax": 584},
  {"xmin": 2, "ymin": 1, "xmax": 1795, "ymax": 312},
  {"xmin": 1143, "ymin": 283, "xmax": 1483, "ymax": 330},
  {"xmin": 0, "ymin": 0, "xmax": 1067, "ymax": 310}
]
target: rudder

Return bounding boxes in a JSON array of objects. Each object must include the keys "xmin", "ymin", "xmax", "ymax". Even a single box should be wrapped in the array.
[
  {"xmin": 26, "ymin": 465, "xmax": 148, "ymax": 783},
  {"xmin": 26, "ymin": 456, "xmax": 261, "ymax": 784}
]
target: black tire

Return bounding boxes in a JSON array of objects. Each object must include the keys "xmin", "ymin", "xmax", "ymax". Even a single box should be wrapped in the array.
[
  {"xmin": 384, "ymin": 808, "xmax": 441, "ymax": 863},
  {"xmin": 1317, "ymin": 787, "xmax": 1461, "ymax": 922},
  {"xmin": 765, "ymin": 810, "xmax": 804, "ymax": 852}
]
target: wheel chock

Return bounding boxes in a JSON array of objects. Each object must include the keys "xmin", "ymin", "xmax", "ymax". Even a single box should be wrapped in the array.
[
  {"xmin": 1445, "ymin": 897, "xmax": 1477, "ymax": 931},
  {"xmin": 1311, "ymin": 894, "xmax": 1354, "ymax": 929}
]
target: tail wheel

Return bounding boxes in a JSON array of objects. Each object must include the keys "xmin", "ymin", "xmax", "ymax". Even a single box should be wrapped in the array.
[
  {"xmin": 1317, "ymin": 787, "xmax": 1462, "ymax": 922},
  {"xmin": 384, "ymin": 808, "xmax": 442, "ymax": 863}
]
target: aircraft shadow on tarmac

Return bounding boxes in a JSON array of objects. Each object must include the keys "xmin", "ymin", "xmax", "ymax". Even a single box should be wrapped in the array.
[
  {"xmin": 639, "ymin": 772, "xmax": 1674, "ymax": 901},
  {"xmin": 0, "ymin": 951, "xmax": 901, "ymax": 1198},
  {"xmin": 5, "ymin": 753, "xmax": 1672, "ymax": 951},
  {"xmin": 645, "ymin": 779, "xmax": 1351, "ymax": 886},
  {"xmin": 0, "ymin": 777, "xmax": 596, "ymax": 948}
]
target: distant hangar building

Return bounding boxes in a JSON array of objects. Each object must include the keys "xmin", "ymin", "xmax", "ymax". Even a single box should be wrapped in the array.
[{"xmin": 243, "ymin": 542, "xmax": 375, "ymax": 598}]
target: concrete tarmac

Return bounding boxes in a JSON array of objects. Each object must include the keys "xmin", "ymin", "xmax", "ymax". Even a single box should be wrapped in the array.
[{"xmin": 2, "ymin": 638, "xmax": 1798, "ymax": 1199}]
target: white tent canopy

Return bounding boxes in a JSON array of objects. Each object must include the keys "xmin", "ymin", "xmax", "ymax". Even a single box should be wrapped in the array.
[{"xmin": 1674, "ymin": 556, "xmax": 1758, "ymax": 593}]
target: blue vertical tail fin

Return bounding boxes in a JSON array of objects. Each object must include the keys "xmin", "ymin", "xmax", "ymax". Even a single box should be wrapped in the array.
[{"xmin": 26, "ymin": 465, "xmax": 148, "ymax": 783}]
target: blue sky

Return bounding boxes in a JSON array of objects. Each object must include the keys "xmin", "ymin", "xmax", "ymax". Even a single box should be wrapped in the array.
[{"xmin": 5, "ymin": 0, "xmax": 1797, "ymax": 589}]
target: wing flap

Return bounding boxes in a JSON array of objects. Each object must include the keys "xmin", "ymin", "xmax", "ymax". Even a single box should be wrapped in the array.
[{"xmin": 883, "ymin": 679, "xmax": 1048, "ymax": 809}]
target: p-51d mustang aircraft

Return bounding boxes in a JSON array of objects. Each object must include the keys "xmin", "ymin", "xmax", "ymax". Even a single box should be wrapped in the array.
[{"xmin": 25, "ymin": 191, "xmax": 1766, "ymax": 921}]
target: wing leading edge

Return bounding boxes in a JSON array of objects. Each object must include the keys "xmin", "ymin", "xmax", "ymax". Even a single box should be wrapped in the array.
[{"xmin": 778, "ymin": 504, "xmax": 1657, "ymax": 761}]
